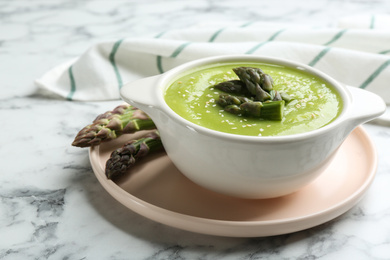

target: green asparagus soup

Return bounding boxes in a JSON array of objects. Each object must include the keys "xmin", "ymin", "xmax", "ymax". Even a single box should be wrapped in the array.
[{"xmin": 164, "ymin": 62, "xmax": 343, "ymax": 136}]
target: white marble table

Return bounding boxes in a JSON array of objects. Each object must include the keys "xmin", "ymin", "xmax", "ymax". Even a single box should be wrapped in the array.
[{"xmin": 2, "ymin": 0, "xmax": 390, "ymax": 259}]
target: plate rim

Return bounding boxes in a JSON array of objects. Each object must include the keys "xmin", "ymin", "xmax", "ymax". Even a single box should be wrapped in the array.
[{"xmin": 89, "ymin": 126, "xmax": 377, "ymax": 237}]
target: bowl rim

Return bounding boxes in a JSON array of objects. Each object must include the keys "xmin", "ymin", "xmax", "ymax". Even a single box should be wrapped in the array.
[{"xmin": 155, "ymin": 54, "xmax": 350, "ymax": 143}]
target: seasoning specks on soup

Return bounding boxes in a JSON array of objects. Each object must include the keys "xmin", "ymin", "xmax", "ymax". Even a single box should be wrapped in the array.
[{"xmin": 164, "ymin": 62, "xmax": 343, "ymax": 136}]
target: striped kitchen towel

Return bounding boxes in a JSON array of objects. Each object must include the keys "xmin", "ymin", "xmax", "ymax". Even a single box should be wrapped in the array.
[{"xmin": 35, "ymin": 15, "xmax": 390, "ymax": 104}]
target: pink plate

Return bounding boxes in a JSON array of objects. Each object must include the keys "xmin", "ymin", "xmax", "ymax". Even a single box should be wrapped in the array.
[{"xmin": 89, "ymin": 126, "xmax": 377, "ymax": 237}]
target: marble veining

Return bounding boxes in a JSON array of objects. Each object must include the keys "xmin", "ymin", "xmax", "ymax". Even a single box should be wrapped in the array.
[{"xmin": 1, "ymin": 0, "xmax": 390, "ymax": 259}]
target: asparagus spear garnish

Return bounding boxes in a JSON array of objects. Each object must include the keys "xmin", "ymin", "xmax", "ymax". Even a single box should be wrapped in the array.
[
  {"xmin": 261, "ymin": 100, "xmax": 285, "ymax": 121},
  {"xmin": 217, "ymin": 93, "xmax": 285, "ymax": 120},
  {"xmin": 232, "ymin": 67, "xmax": 273, "ymax": 101},
  {"xmin": 224, "ymin": 104, "xmax": 242, "ymax": 115},
  {"xmin": 255, "ymin": 86, "xmax": 272, "ymax": 102},
  {"xmin": 105, "ymin": 130, "xmax": 163, "ymax": 179},
  {"xmin": 270, "ymin": 90, "xmax": 282, "ymax": 101},
  {"xmin": 240, "ymin": 101, "xmax": 263, "ymax": 117},
  {"xmin": 213, "ymin": 67, "xmax": 294, "ymax": 120},
  {"xmin": 233, "ymin": 67, "xmax": 262, "ymax": 96},
  {"xmin": 213, "ymin": 80, "xmax": 248, "ymax": 95},
  {"xmin": 217, "ymin": 94, "xmax": 251, "ymax": 107},
  {"xmin": 262, "ymin": 74, "xmax": 274, "ymax": 92},
  {"xmin": 280, "ymin": 92, "xmax": 294, "ymax": 104},
  {"xmin": 72, "ymin": 104, "xmax": 156, "ymax": 147}
]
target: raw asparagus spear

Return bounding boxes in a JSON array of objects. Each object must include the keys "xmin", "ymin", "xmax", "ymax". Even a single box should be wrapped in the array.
[
  {"xmin": 72, "ymin": 104, "xmax": 156, "ymax": 147},
  {"xmin": 105, "ymin": 130, "xmax": 163, "ymax": 179}
]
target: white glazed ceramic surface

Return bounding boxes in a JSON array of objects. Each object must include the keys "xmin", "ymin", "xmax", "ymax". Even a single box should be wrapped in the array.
[{"xmin": 120, "ymin": 55, "xmax": 386, "ymax": 199}]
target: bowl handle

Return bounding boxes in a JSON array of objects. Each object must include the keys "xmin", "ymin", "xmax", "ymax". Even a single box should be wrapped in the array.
[
  {"xmin": 120, "ymin": 75, "xmax": 161, "ymax": 113},
  {"xmin": 346, "ymin": 85, "xmax": 386, "ymax": 125}
]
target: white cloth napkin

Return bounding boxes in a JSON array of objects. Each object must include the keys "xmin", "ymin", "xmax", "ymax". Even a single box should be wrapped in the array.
[{"xmin": 35, "ymin": 15, "xmax": 390, "ymax": 104}]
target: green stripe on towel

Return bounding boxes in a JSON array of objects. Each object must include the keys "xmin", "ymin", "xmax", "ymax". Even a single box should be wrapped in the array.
[
  {"xmin": 359, "ymin": 59, "xmax": 390, "ymax": 89},
  {"xmin": 156, "ymin": 42, "xmax": 192, "ymax": 74},
  {"xmin": 245, "ymin": 29, "xmax": 286, "ymax": 54},
  {"xmin": 324, "ymin": 29, "xmax": 347, "ymax": 46},
  {"xmin": 157, "ymin": 56, "xmax": 164, "ymax": 74},
  {"xmin": 308, "ymin": 47, "xmax": 331, "ymax": 67},
  {"xmin": 308, "ymin": 30, "xmax": 347, "ymax": 67},
  {"xmin": 240, "ymin": 21, "xmax": 255, "ymax": 28},
  {"xmin": 209, "ymin": 28, "xmax": 225, "ymax": 42},
  {"xmin": 109, "ymin": 39, "xmax": 124, "ymax": 89},
  {"xmin": 67, "ymin": 65, "xmax": 76, "ymax": 101},
  {"xmin": 379, "ymin": 49, "xmax": 390, "ymax": 55},
  {"xmin": 154, "ymin": 31, "xmax": 166, "ymax": 38},
  {"xmin": 246, "ymin": 42, "xmax": 268, "ymax": 54},
  {"xmin": 171, "ymin": 42, "xmax": 192, "ymax": 57},
  {"xmin": 370, "ymin": 15, "xmax": 375, "ymax": 29}
]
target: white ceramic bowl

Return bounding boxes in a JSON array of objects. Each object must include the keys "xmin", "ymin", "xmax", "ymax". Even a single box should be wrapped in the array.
[{"xmin": 121, "ymin": 55, "xmax": 385, "ymax": 199}]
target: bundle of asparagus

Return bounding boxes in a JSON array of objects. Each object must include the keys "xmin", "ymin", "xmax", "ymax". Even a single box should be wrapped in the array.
[
  {"xmin": 72, "ymin": 104, "xmax": 163, "ymax": 179},
  {"xmin": 214, "ymin": 67, "xmax": 293, "ymax": 120}
]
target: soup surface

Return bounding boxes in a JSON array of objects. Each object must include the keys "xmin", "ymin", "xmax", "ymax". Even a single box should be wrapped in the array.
[{"xmin": 164, "ymin": 62, "xmax": 343, "ymax": 136}]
